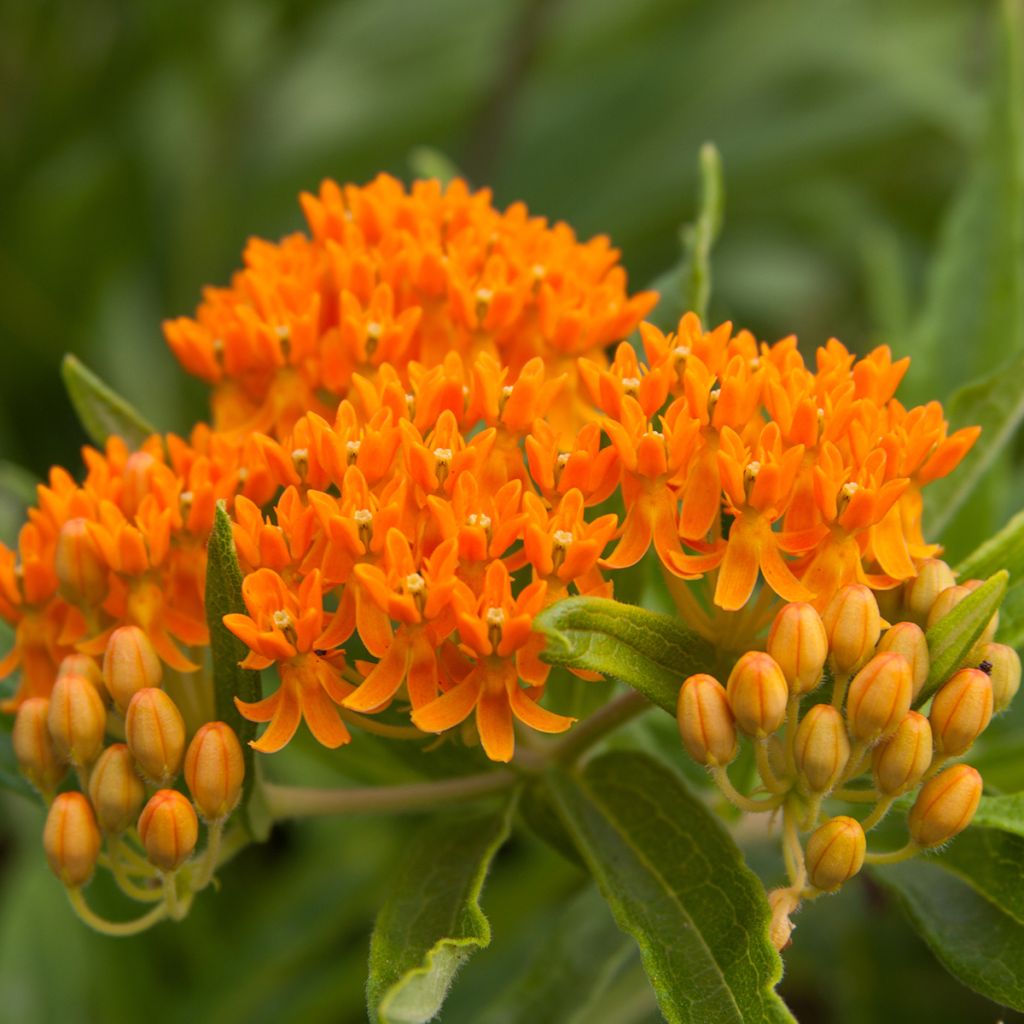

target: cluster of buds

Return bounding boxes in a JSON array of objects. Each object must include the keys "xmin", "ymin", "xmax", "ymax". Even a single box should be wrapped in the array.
[
  {"xmin": 12, "ymin": 627, "xmax": 246, "ymax": 934},
  {"xmin": 676, "ymin": 560, "xmax": 1017, "ymax": 949}
]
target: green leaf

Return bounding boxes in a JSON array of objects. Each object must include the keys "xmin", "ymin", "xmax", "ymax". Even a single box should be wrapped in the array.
[
  {"xmin": 997, "ymin": 578, "xmax": 1024, "ymax": 649},
  {"xmin": 646, "ymin": 142, "xmax": 724, "ymax": 328},
  {"xmin": 205, "ymin": 500, "xmax": 264, "ymax": 837},
  {"xmin": 533, "ymin": 597, "xmax": 716, "ymax": 715},
  {"xmin": 955, "ymin": 506, "xmax": 1024, "ymax": 584},
  {"xmin": 938, "ymin": 827, "xmax": 1024, "ymax": 924},
  {"xmin": 546, "ymin": 750, "xmax": 793, "ymax": 1024},
  {"xmin": 366, "ymin": 795, "xmax": 516, "ymax": 1024},
  {"xmin": 0, "ymin": 461, "xmax": 38, "ymax": 548},
  {"xmin": 407, "ymin": 146, "xmax": 462, "ymax": 185},
  {"xmin": 60, "ymin": 354, "xmax": 157, "ymax": 449},
  {"xmin": 0, "ymin": 728, "xmax": 36, "ymax": 801},
  {"xmin": 972, "ymin": 793, "xmax": 1024, "ymax": 837},
  {"xmin": 915, "ymin": 571, "xmax": 1008, "ymax": 706}
]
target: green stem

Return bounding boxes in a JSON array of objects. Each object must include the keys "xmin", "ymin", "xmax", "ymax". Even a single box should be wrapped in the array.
[
  {"xmin": 108, "ymin": 838, "xmax": 162, "ymax": 902},
  {"xmin": 547, "ymin": 688, "xmax": 650, "ymax": 766},
  {"xmin": 783, "ymin": 802, "xmax": 806, "ymax": 889},
  {"xmin": 859, "ymin": 796, "xmax": 895, "ymax": 832},
  {"xmin": 865, "ymin": 841, "xmax": 919, "ymax": 865},
  {"xmin": 831, "ymin": 668, "xmax": 851, "ymax": 710},
  {"xmin": 67, "ymin": 887, "xmax": 167, "ymax": 936},
  {"xmin": 660, "ymin": 567, "xmax": 714, "ymax": 641},
  {"xmin": 189, "ymin": 819, "xmax": 224, "ymax": 893},
  {"xmin": 712, "ymin": 766, "xmax": 786, "ymax": 814},
  {"xmin": 339, "ymin": 709, "xmax": 428, "ymax": 740},
  {"xmin": 755, "ymin": 738, "xmax": 789, "ymax": 794}
]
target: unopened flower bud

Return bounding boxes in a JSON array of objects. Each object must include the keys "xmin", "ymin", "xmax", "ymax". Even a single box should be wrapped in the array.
[
  {"xmin": 846, "ymin": 652, "xmax": 912, "ymax": 744},
  {"xmin": 138, "ymin": 789, "xmax": 199, "ymax": 871},
  {"xmin": 930, "ymin": 668, "xmax": 993, "ymax": 757},
  {"xmin": 926, "ymin": 584, "xmax": 999, "ymax": 652},
  {"xmin": 185, "ymin": 721, "xmax": 246, "ymax": 820},
  {"xmin": 794, "ymin": 704, "xmax": 850, "ymax": 794},
  {"xmin": 43, "ymin": 792, "xmax": 101, "ymax": 887},
  {"xmin": 805, "ymin": 816, "xmax": 866, "ymax": 893},
  {"xmin": 978, "ymin": 642, "xmax": 1021, "ymax": 713},
  {"xmin": 823, "ymin": 584, "xmax": 881, "ymax": 674},
  {"xmin": 54, "ymin": 517, "xmax": 108, "ymax": 607},
  {"xmin": 12, "ymin": 698, "xmax": 66, "ymax": 793},
  {"xmin": 125, "ymin": 688, "xmax": 185, "ymax": 785},
  {"xmin": 47, "ymin": 673, "xmax": 107, "ymax": 768},
  {"xmin": 725, "ymin": 652, "xmax": 788, "ymax": 738},
  {"xmin": 103, "ymin": 625, "xmax": 163, "ymax": 713},
  {"xmin": 908, "ymin": 764, "xmax": 982, "ymax": 848},
  {"xmin": 877, "ymin": 622, "xmax": 929, "ymax": 699},
  {"xmin": 905, "ymin": 559, "xmax": 956, "ymax": 625},
  {"xmin": 88, "ymin": 743, "xmax": 146, "ymax": 834},
  {"xmin": 767, "ymin": 603, "xmax": 828, "ymax": 694},
  {"xmin": 57, "ymin": 653, "xmax": 103, "ymax": 691},
  {"xmin": 872, "ymin": 711, "xmax": 932, "ymax": 796},
  {"xmin": 768, "ymin": 888, "xmax": 801, "ymax": 951}
]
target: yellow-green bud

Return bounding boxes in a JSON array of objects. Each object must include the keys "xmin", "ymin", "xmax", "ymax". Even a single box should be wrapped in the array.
[
  {"xmin": 794, "ymin": 704, "xmax": 850, "ymax": 794},
  {"xmin": 929, "ymin": 667, "xmax": 993, "ymax": 757},
  {"xmin": 125, "ymin": 688, "xmax": 186, "ymax": 786},
  {"xmin": 872, "ymin": 711, "xmax": 932, "ymax": 796},
  {"xmin": 138, "ymin": 789, "xmax": 199, "ymax": 872},
  {"xmin": 767, "ymin": 602, "xmax": 828, "ymax": 695},
  {"xmin": 185, "ymin": 721, "xmax": 246, "ymax": 821},
  {"xmin": 54, "ymin": 517, "xmax": 108, "ymax": 607},
  {"xmin": 846, "ymin": 652, "xmax": 912, "ymax": 744},
  {"xmin": 805, "ymin": 816, "xmax": 866, "ymax": 892},
  {"xmin": 677, "ymin": 674, "xmax": 738, "ymax": 767},
  {"xmin": 908, "ymin": 764, "xmax": 982, "ymax": 848},
  {"xmin": 876, "ymin": 622, "xmax": 929, "ymax": 700},
  {"xmin": 12, "ymin": 698, "xmax": 66, "ymax": 794},
  {"xmin": 978, "ymin": 642, "xmax": 1021, "ymax": 713},
  {"xmin": 43, "ymin": 792, "xmax": 101, "ymax": 888},
  {"xmin": 822, "ymin": 584, "xmax": 881, "ymax": 674},
  {"xmin": 725, "ymin": 652, "xmax": 788, "ymax": 738},
  {"xmin": 47, "ymin": 673, "xmax": 107, "ymax": 768},
  {"xmin": 88, "ymin": 743, "xmax": 146, "ymax": 834},
  {"xmin": 103, "ymin": 625, "xmax": 163, "ymax": 714},
  {"xmin": 904, "ymin": 559, "xmax": 956, "ymax": 626}
]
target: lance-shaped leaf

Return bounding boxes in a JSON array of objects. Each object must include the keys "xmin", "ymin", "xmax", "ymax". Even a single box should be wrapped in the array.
[
  {"xmin": 61, "ymin": 354, "xmax": 157, "ymax": 449},
  {"xmin": 915, "ymin": 571, "xmax": 1008, "ymax": 706},
  {"xmin": 546, "ymin": 751, "xmax": 793, "ymax": 1024},
  {"xmin": 367, "ymin": 795, "xmax": 516, "ymax": 1024},
  {"xmin": 205, "ymin": 501, "xmax": 264, "ymax": 836},
  {"xmin": 533, "ymin": 597, "xmax": 716, "ymax": 715},
  {"xmin": 955, "ymin": 506, "xmax": 1024, "ymax": 584}
]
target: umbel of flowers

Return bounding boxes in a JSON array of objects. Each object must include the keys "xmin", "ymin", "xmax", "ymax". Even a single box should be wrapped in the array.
[{"xmin": 0, "ymin": 174, "xmax": 996, "ymax": 936}]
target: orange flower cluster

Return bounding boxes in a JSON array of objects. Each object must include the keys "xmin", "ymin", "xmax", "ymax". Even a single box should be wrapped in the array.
[{"xmin": 0, "ymin": 175, "xmax": 979, "ymax": 766}]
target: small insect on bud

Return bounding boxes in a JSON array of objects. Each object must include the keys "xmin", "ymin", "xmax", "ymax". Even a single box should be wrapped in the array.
[
  {"xmin": 88, "ymin": 743, "xmax": 146, "ymax": 834},
  {"xmin": 978, "ymin": 642, "xmax": 1022, "ymax": 713},
  {"xmin": 904, "ymin": 559, "xmax": 956, "ymax": 625},
  {"xmin": 822, "ymin": 584, "xmax": 881, "ymax": 675},
  {"xmin": 846, "ymin": 652, "xmax": 913, "ymax": 745},
  {"xmin": 47, "ymin": 673, "xmax": 107, "ymax": 769},
  {"xmin": 872, "ymin": 711, "xmax": 932, "ymax": 796},
  {"xmin": 930, "ymin": 668, "xmax": 993, "ymax": 757},
  {"xmin": 725, "ymin": 652, "xmax": 788, "ymax": 738},
  {"xmin": 794, "ymin": 704, "xmax": 850, "ymax": 795},
  {"xmin": 12, "ymin": 698, "xmax": 66, "ymax": 793},
  {"xmin": 103, "ymin": 625, "xmax": 163, "ymax": 714},
  {"xmin": 766, "ymin": 603, "xmax": 828, "ymax": 695},
  {"xmin": 876, "ymin": 622, "xmax": 929, "ymax": 700},
  {"xmin": 138, "ymin": 790, "xmax": 199, "ymax": 872},
  {"xmin": 185, "ymin": 722, "xmax": 246, "ymax": 821},
  {"xmin": 805, "ymin": 816, "xmax": 866, "ymax": 893},
  {"xmin": 908, "ymin": 764, "xmax": 983, "ymax": 848},
  {"xmin": 54, "ymin": 517, "xmax": 108, "ymax": 607},
  {"xmin": 125, "ymin": 688, "xmax": 186, "ymax": 786},
  {"xmin": 43, "ymin": 792, "xmax": 102, "ymax": 888}
]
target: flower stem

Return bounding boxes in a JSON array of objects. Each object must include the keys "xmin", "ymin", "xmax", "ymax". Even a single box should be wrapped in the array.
[
  {"xmin": 859, "ymin": 795, "xmax": 895, "ymax": 832},
  {"xmin": 755, "ymin": 737, "xmax": 789, "ymax": 794},
  {"xmin": 547, "ymin": 688, "xmax": 651, "ymax": 766},
  {"xmin": 189, "ymin": 818, "xmax": 224, "ymax": 893},
  {"xmin": 864, "ymin": 841, "xmax": 919, "ymax": 865},
  {"xmin": 66, "ymin": 887, "xmax": 167, "ymax": 936},
  {"xmin": 339, "ymin": 709, "xmax": 428, "ymax": 740},
  {"xmin": 712, "ymin": 766, "xmax": 786, "ymax": 814}
]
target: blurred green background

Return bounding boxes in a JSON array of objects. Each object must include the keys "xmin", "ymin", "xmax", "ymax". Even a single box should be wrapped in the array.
[{"xmin": 1, "ymin": 1, "xmax": 1023, "ymax": 1021}]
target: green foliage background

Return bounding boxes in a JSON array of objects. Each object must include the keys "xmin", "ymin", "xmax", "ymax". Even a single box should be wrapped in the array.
[{"xmin": 1, "ymin": 1, "xmax": 1023, "ymax": 1021}]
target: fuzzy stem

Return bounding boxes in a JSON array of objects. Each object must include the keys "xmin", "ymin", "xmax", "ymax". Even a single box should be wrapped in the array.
[
  {"xmin": 830, "ymin": 669, "xmax": 851, "ymax": 710},
  {"xmin": 711, "ymin": 766, "xmax": 787, "ymax": 814},
  {"xmin": 189, "ymin": 818, "xmax": 224, "ymax": 893},
  {"xmin": 859, "ymin": 795, "xmax": 895, "ymax": 832},
  {"xmin": 783, "ymin": 802, "xmax": 807, "ymax": 889},
  {"xmin": 864, "ymin": 841, "xmax": 919, "ymax": 865},
  {"xmin": 755, "ymin": 737, "xmax": 789, "ymax": 794}
]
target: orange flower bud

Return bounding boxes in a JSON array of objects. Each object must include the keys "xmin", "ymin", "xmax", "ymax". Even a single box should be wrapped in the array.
[
  {"xmin": 978, "ymin": 642, "xmax": 1021, "ymax": 713},
  {"xmin": 12, "ymin": 698, "xmax": 66, "ymax": 793},
  {"xmin": 926, "ymin": 584, "xmax": 998, "ymax": 651},
  {"xmin": 767, "ymin": 603, "xmax": 828, "ymax": 695},
  {"xmin": 929, "ymin": 667, "xmax": 993, "ymax": 757},
  {"xmin": 57, "ymin": 653, "xmax": 103, "ymax": 691},
  {"xmin": 47, "ymin": 673, "xmax": 107, "ymax": 768},
  {"xmin": 138, "ymin": 790, "xmax": 199, "ymax": 872},
  {"xmin": 88, "ymin": 743, "xmax": 146, "ymax": 834},
  {"xmin": 872, "ymin": 711, "xmax": 932, "ymax": 796},
  {"xmin": 43, "ymin": 792, "xmax": 101, "ymax": 887},
  {"xmin": 805, "ymin": 816, "xmax": 866, "ymax": 893},
  {"xmin": 876, "ymin": 622, "xmax": 929, "ymax": 699},
  {"xmin": 822, "ymin": 584, "xmax": 881, "ymax": 675},
  {"xmin": 725, "ymin": 652, "xmax": 788, "ymax": 738},
  {"xmin": 908, "ymin": 764, "xmax": 982, "ymax": 848},
  {"xmin": 103, "ymin": 625, "xmax": 163, "ymax": 714},
  {"xmin": 125, "ymin": 688, "xmax": 186, "ymax": 785},
  {"xmin": 54, "ymin": 517, "xmax": 108, "ymax": 607},
  {"xmin": 904, "ymin": 559, "xmax": 955, "ymax": 625},
  {"xmin": 794, "ymin": 704, "xmax": 850, "ymax": 794},
  {"xmin": 846, "ymin": 652, "xmax": 912, "ymax": 744},
  {"xmin": 185, "ymin": 721, "xmax": 246, "ymax": 821}
]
